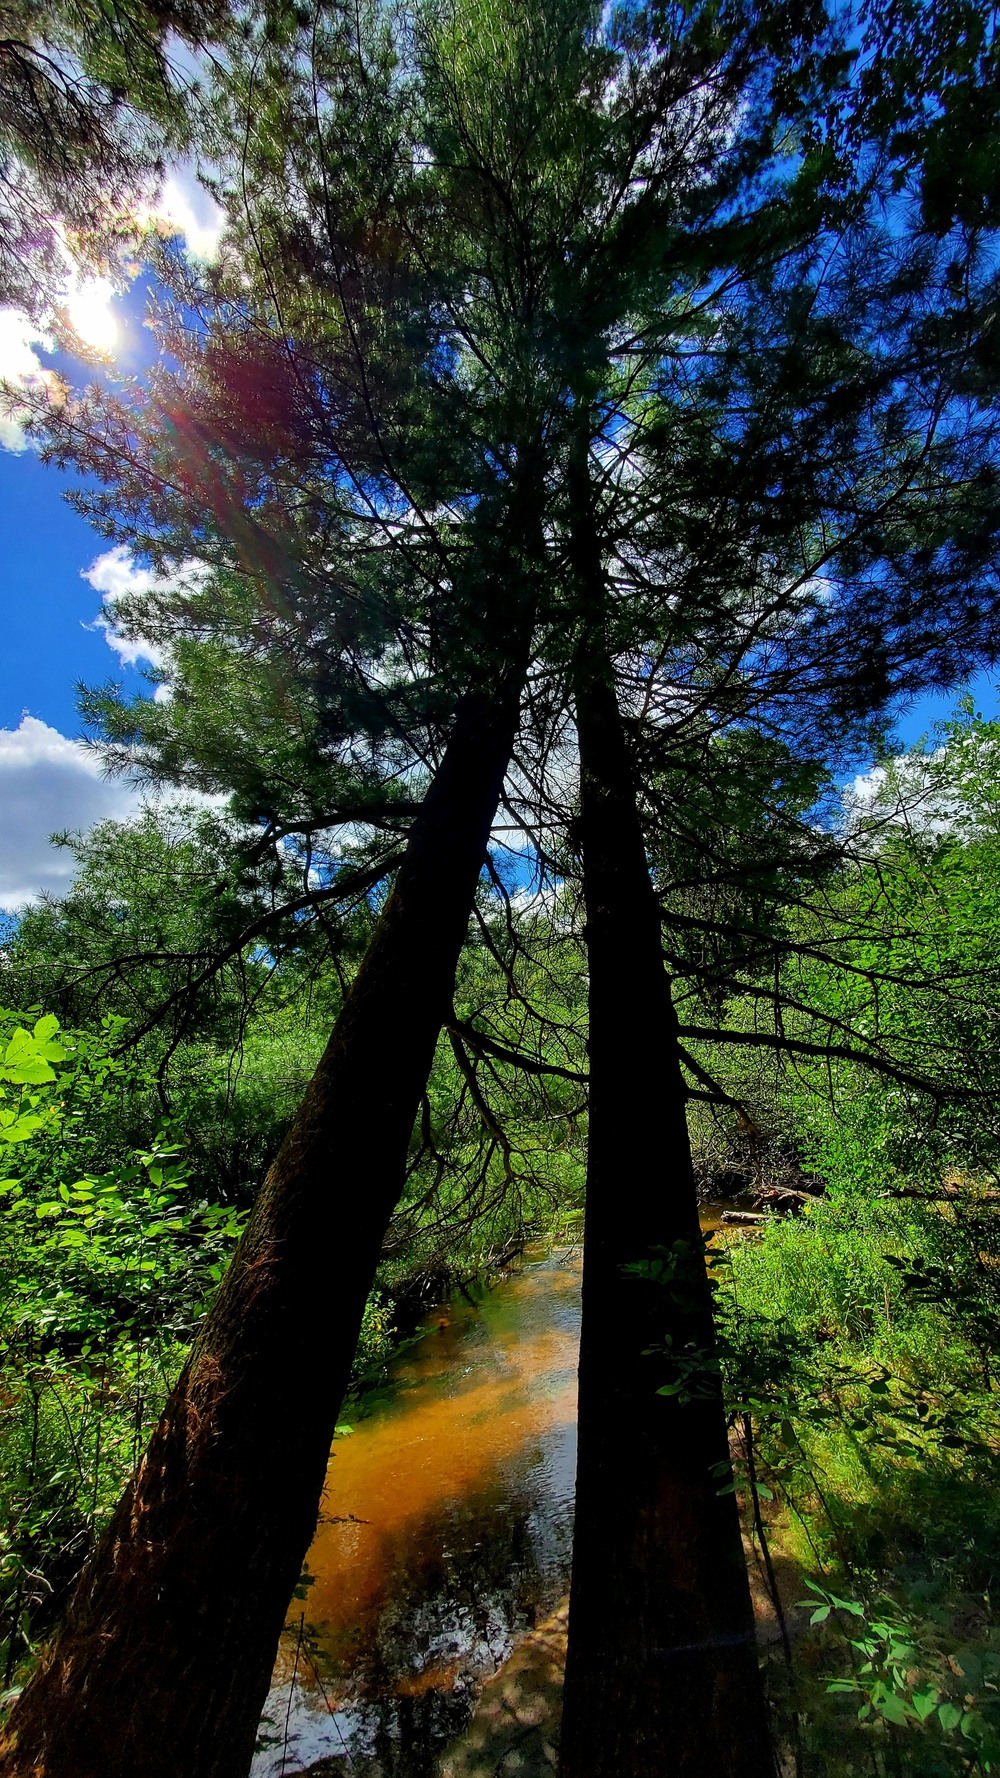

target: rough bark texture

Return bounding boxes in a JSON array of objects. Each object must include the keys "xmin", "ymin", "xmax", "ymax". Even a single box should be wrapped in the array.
[
  {"xmin": 0, "ymin": 673, "xmax": 526, "ymax": 1778},
  {"xmin": 557, "ymin": 455, "xmax": 773, "ymax": 1778}
]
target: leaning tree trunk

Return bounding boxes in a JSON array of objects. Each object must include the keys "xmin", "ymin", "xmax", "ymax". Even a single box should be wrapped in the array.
[
  {"xmin": 557, "ymin": 459, "xmax": 773, "ymax": 1778},
  {"xmin": 0, "ymin": 666, "xmax": 528, "ymax": 1778}
]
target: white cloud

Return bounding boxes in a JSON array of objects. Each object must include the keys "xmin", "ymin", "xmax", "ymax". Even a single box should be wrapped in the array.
[
  {"xmin": 83, "ymin": 547, "xmax": 208, "ymax": 702},
  {"xmin": 0, "ymin": 310, "xmax": 61, "ymax": 452},
  {"xmin": 847, "ymin": 764, "xmax": 888, "ymax": 811},
  {"xmin": 149, "ymin": 163, "xmax": 225, "ymax": 262},
  {"xmin": 83, "ymin": 546, "xmax": 167, "ymax": 672},
  {"xmin": 845, "ymin": 749, "xmax": 961, "ymax": 838},
  {"xmin": 0, "ymin": 717, "xmax": 143, "ymax": 910}
]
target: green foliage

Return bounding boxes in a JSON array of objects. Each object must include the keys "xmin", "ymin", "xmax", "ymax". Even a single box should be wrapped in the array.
[
  {"xmin": 718, "ymin": 1175, "xmax": 1000, "ymax": 1773},
  {"xmin": 0, "ymin": 1008, "xmax": 249, "ymax": 1690},
  {"xmin": 0, "ymin": 1001, "xmax": 400, "ymax": 1697},
  {"xmin": 778, "ymin": 708, "xmax": 1000, "ymax": 1190},
  {"xmin": 0, "ymin": 1015, "xmax": 67, "ymax": 1146}
]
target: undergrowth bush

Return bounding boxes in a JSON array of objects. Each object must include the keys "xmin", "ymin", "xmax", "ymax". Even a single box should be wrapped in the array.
[{"xmin": 721, "ymin": 1182, "xmax": 1000, "ymax": 1776}]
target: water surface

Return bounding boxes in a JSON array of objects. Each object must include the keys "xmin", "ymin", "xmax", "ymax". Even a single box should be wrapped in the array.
[{"xmin": 253, "ymin": 1248, "xmax": 582, "ymax": 1777}]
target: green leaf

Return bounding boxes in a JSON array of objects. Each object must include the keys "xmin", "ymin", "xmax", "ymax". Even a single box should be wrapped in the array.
[
  {"xmin": 875, "ymin": 1693, "xmax": 911, "ymax": 1726},
  {"xmin": 0, "ymin": 1113, "xmax": 44, "ymax": 1144},
  {"xmin": 939, "ymin": 1702, "xmax": 963, "ymax": 1732},
  {"xmin": 0, "ymin": 1051, "xmax": 56, "ymax": 1085}
]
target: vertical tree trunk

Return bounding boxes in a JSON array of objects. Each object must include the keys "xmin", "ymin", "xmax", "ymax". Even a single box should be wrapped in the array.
[
  {"xmin": 557, "ymin": 446, "xmax": 772, "ymax": 1778},
  {"xmin": 0, "ymin": 665, "xmax": 528, "ymax": 1778}
]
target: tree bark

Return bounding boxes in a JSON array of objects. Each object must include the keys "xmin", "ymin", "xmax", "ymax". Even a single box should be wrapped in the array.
[
  {"xmin": 557, "ymin": 448, "xmax": 773, "ymax": 1778},
  {"xmin": 0, "ymin": 667, "xmax": 528, "ymax": 1778}
]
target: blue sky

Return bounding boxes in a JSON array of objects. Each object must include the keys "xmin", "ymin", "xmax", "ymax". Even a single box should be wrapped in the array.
[
  {"xmin": 0, "ymin": 170, "xmax": 223, "ymax": 910},
  {"xmin": 0, "ymin": 270, "xmax": 165, "ymax": 735},
  {"xmin": 0, "ymin": 446, "xmax": 148, "ymax": 736},
  {"xmin": 892, "ymin": 673, "xmax": 997, "ymax": 748},
  {"xmin": 0, "ymin": 297, "xmax": 162, "ymax": 908}
]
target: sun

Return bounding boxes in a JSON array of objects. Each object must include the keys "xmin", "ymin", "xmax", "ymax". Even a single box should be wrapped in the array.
[{"xmin": 64, "ymin": 277, "xmax": 119, "ymax": 354}]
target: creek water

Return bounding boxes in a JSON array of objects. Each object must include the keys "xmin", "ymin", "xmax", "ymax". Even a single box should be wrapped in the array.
[
  {"xmin": 252, "ymin": 1211, "xmax": 736, "ymax": 1778},
  {"xmin": 252, "ymin": 1246, "xmax": 583, "ymax": 1778}
]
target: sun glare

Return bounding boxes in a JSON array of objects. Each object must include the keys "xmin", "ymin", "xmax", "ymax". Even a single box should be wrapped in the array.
[{"xmin": 65, "ymin": 278, "xmax": 119, "ymax": 354}]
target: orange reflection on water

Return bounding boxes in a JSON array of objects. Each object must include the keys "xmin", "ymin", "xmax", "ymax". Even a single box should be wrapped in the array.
[{"xmin": 273, "ymin": 1254, "xmax": 582, "ymax": 1689}]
